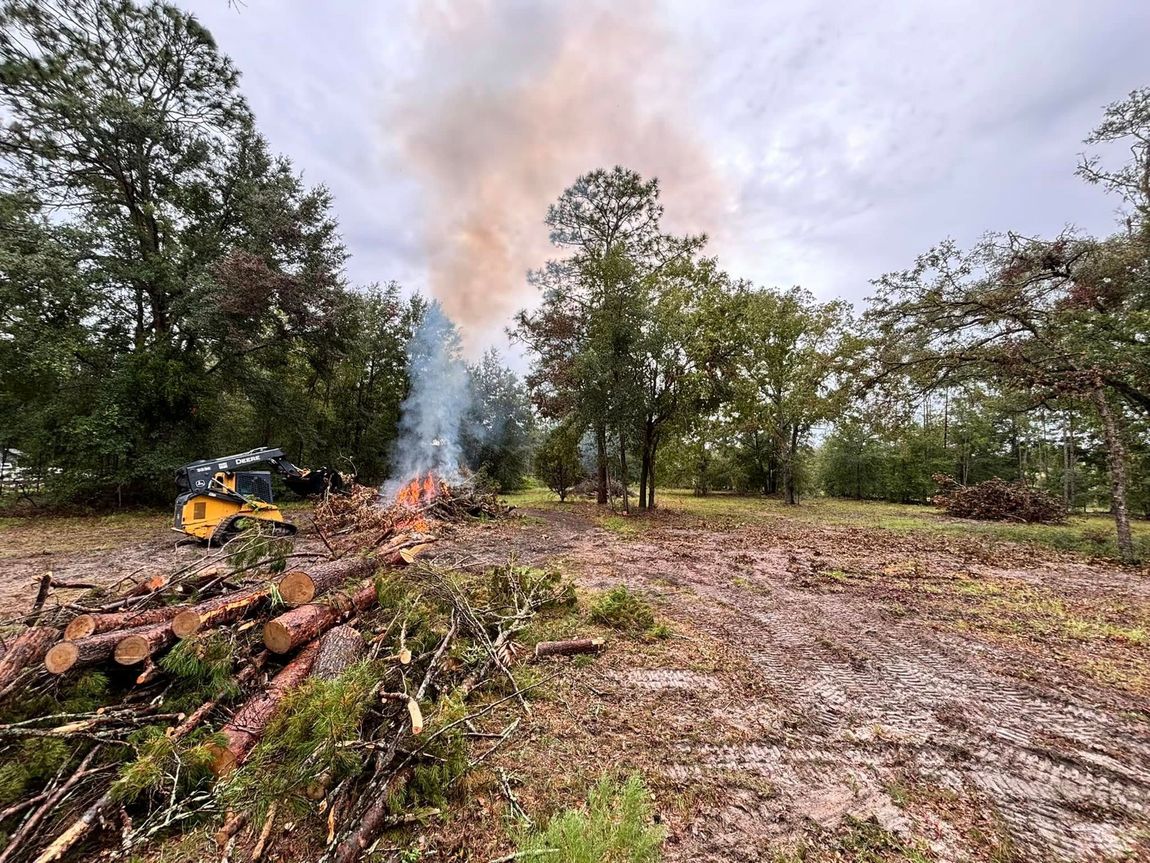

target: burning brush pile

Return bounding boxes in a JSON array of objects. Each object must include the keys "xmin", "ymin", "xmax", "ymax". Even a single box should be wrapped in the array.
[
  {"xmin": 0, "ymin": 478, "xmax": 598, "ymax": 863},
  {"xmin": 313, "ymin": 472, "xmax": 513, "ymax": 557}
]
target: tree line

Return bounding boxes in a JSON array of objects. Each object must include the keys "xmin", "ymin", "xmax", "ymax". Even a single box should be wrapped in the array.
[
  {"xmin": 0, "ymin": 0, "xmax": 533, "ymax": 504},
  {"xmin": 1, "ymin": 1, "xmax": 1146, "ymax": 563},
  {"xmin": 519, "ymin": 99, "xmax": 1149, "ymax": 563}
]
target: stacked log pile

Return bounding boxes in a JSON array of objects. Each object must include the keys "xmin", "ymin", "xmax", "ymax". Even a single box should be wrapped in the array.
[{"xmin": 0, "ymin": 477, "xmax": 594, "ymax": 863}]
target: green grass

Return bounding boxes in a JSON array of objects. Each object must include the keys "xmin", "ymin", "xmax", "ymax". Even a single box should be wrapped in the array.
[
  {"xmin": 516, "ymin": 773, "xmax": 665, "ymax": 863},
  {"xmin": 501, "ymin": 488, "xmax": 1150, "ymax": 563},
  {"xmin": 600, "ymin": 515, "xmax": 643, "ymax": 536},
  {"xmin": 771, "ymin": 815, "xmax": 936, "ymax": 863},
  {"xmin": 948, "ymin": 577, "xmax": 1147, "ymax": 645},
  {"xmin": 503, "ymin": 486, "xmax": 563, "ymax": 507}
]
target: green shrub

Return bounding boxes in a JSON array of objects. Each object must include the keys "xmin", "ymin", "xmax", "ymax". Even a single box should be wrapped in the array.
[
  {"xmin": 590, "ymin": 587, "xmax": 655, "ymax": 633},
  {"xmin": 517, "ymin": 773, "xmax": 665, "ymax": 863}
]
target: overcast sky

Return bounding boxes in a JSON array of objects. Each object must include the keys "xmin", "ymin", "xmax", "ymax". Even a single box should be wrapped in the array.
[{"xmin": 183, "ymin": 0, "xmax": 1148, "ymax": 355}]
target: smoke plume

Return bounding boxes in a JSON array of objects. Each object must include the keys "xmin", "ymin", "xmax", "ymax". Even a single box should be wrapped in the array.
[
  {"xmin": 384, "ymin": 0, "xmax": 727, "ymax": 342},
  {"xmin": 383, "ymin": 302, "xmax": 471, "ymax": 495}
]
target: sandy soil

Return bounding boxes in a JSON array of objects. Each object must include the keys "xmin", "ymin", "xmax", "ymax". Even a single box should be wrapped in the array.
[{"xmin": 433, "ymin": 506, "xmax": 1150, "ymax": 863}]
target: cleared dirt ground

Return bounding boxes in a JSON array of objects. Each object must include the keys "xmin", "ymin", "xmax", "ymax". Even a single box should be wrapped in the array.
[
  {"xmin": 2, "ymin": 496, "xmax": 1147, "ymax": 862},
  {"xmin": 432, "ymin": 498, "xmax": 1150, "ymax": 863}
]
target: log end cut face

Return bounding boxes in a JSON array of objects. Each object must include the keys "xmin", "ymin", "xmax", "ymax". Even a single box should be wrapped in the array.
[
  {"xmin": 114, "ymin": 635, "xmax": 151, "ymax": 666},
  {"xmin": 171, "ymin": 609, "xmax": 204, "ymax": 640},
  {"xmin": 45, "ymin": 641, "xmax": 79, "ymax": 674},
  {"xmin": 278, "ymin": 570, "xmax": 316, "ymax": 607},
  {"xmin": 63, "ymin": 614, "xmax": 97, "ymax": 641},
  {"xmin": 263, "ymin": 619, "xmax": 294, "ymax": 654}
]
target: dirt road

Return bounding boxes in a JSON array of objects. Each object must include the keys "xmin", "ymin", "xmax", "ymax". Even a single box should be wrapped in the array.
[{"xmin": 444, "ymin": 505, "xmax": 1150, "ymax": 863}]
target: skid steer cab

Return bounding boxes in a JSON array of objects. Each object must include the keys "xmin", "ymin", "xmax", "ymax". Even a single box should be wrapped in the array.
[{"xmin": 173, "ymin": 447, "xmax": 347, "ymax": 544}]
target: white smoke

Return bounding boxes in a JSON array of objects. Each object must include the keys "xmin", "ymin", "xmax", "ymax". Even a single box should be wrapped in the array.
[{"xmin": 382, "ymin": 302, "xmax": 471, "ymax": 496}]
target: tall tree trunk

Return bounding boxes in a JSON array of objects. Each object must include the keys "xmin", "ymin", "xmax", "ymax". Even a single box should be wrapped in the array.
[
  {"xmin": 638, "ymin": 451, "xmax": 649, "ymax": 510},
  {"xmin": 638, "ymin": 416, "xmax": 653, "ymax": 510},
  {"xmin": 784, "ymin": 425, "xmax": 799, "ymax": 505},
  {"xmin": 648, "ymin": 432, "xmax": 658, "ymax": 510},
  {"xmin": 595, "ymin": 422, "xmax": 608, "ymax": 505},
  {"xmin": 1063, "ymin": 410, "xmax": 1075, "ymax": 509},
  {"xmin": 618, "ymin": 429, "xmax": 630, "ymax": 514},
  {"xmin": 1093, "ymin": 390, "xmax": 1136, "ymax": 564}
]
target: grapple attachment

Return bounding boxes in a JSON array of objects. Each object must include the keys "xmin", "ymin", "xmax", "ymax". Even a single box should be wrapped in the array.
[{"xmin": 284, "ymin": 467, "xmax": 349, "ymax": 498}]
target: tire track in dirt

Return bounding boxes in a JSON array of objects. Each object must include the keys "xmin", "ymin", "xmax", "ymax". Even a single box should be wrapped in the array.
[
  {"xmin": 554, "ymin": 515, "xmax": 1149, "ymax": 861},
  {"xmin": 702, "ymin": 580, "xmax": 1149, "ymax": 861},
  {"xmin": 443, "ymin": 509, "xmax": 1150, "ymax": 861}
]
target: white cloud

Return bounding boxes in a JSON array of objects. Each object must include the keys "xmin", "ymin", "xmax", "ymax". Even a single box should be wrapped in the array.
[{"xmin": 181, "ymin": 0, "xmax": 1148, "ymax": 345}]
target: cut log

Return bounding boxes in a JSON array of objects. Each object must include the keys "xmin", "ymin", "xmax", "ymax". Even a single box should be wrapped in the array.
[
  {"xmin": 276, "ymin": 557, "xmax": 377, "ymax": 607},
  {"xmin": 533, "ymin": 637, "xmax": 606, "ymax": 659},
  {"xmin": 0, "ymin": 626, "xmax": 58, "ymax": 691},
  {"xmin": 275, "ymin": 571, "xmax": 313, "ymax": 606},
  {"xmin": 171, "ymin": 584, "xmax": 269, "ymax": 639},
  {"xmin": 113, "ymin": 621, "xmax": 176, "ymax": 666},
  {"xmin": 209, "ymin": 642, "xmax": 320, "ymax": 774},
  {"xmin": 45, "ymin": 622, "xmax": 162, "ymax": 674},
  {"xmin": 125, "ymin": 574, "xmax": 168, "ymax": 597},
  {"xmin": 263, "ymin": 579, "xmax": 378, "ymax": 655},
  {"xmin": 311, "ymin": 625, "xmax": 366, "ymax": 680},
  {"xmin": 64, "ymin": 606, "xmax": 181, "ymax": 641},
  {"xmin": 330, "ymin": 769, "xmax": 411, "ymax": 863}
]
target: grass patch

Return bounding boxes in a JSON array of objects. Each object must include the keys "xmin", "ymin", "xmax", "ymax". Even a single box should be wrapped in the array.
[
  {"xmin": 599, "ymin": 515, "xmax": 644, "ymax": 537},
  {"xmin": 517, "ymin": 773, "xmax": 665, "ymax": 863},
  {"xmin": 947, "ymin": 577, "xmax": 1147, "ymax": 645},
  {"xmin": 501, "ymin": 488, "xmax": 1150, "ymax": 564},
  {"xmin": 646, "ymin": 622, "xmax": 673, "ymax": 640},
  {"xmin": 835, "ymin": 815, "xmax": 936, "ymax": 862},
  {"xmin": 773, "ymin": 815, "xmax": 937, "ymax": 863}
]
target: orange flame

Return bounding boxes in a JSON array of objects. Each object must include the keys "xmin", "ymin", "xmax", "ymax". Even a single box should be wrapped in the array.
[
  {"xmin": 395, "ymin": 472, "xmax": 441, "ymax": 508},
  {"xmin": 393, "ymin": 472, "xmax": 441, "ymax": 535}
]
